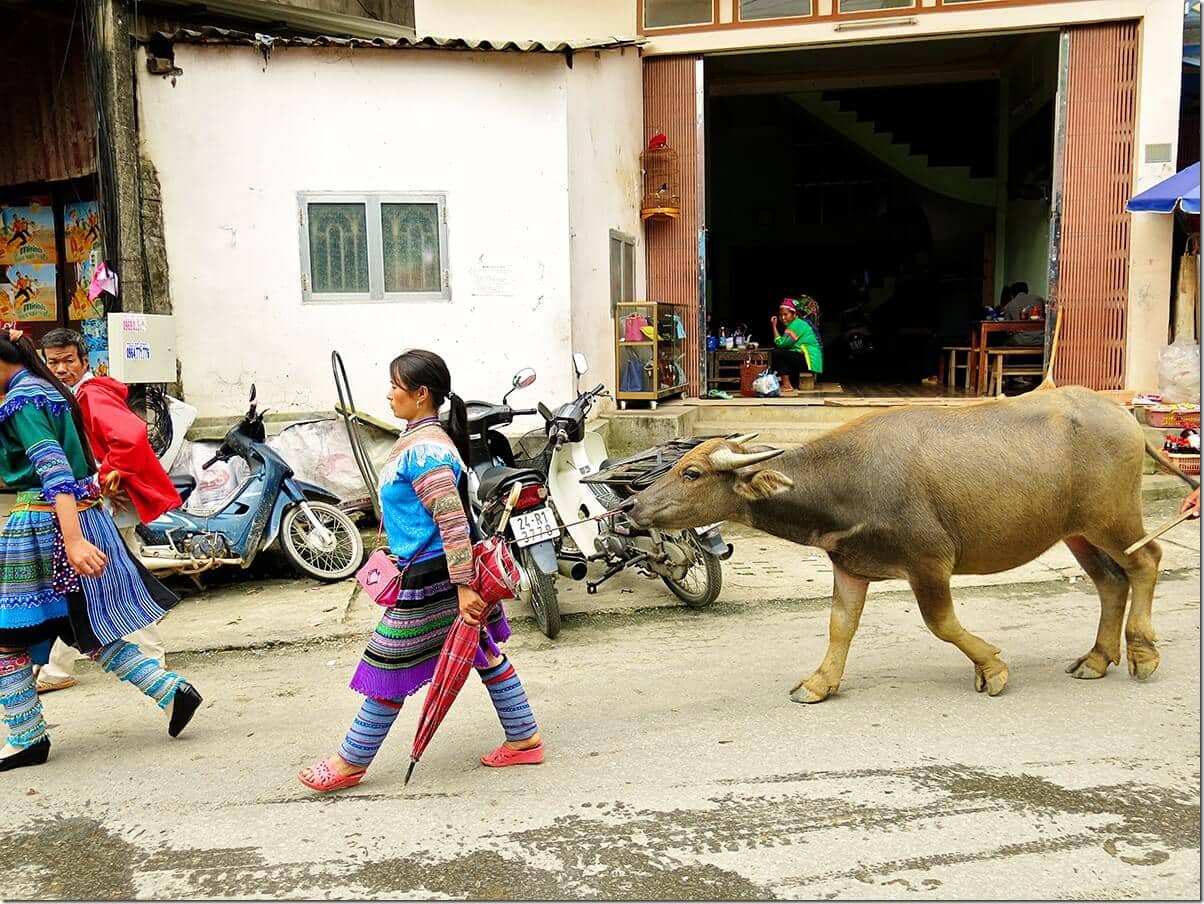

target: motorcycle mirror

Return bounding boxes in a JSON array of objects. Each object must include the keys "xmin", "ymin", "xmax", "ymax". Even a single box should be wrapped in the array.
[
  {"xmin": 573, "ymin": 353, "xmax": 589, "ymax": 377},
  {"xmin": 249, "ymin": 384, "xmax": 257, "ymax": 404},
  {"xmin": 503, "ymin": 367, "xmax": 538, "ymax": 406}
]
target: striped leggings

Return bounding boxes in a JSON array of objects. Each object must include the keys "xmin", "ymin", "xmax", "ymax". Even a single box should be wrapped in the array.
[{"xmin": 339, "ymin": 655, "xmax": 538, "ymax": 768}]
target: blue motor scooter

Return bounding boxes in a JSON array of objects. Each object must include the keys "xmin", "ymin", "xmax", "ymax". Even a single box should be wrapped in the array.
[{"xmin": 138, "ymin": 386, "xmax": 364, "ymax": 582}]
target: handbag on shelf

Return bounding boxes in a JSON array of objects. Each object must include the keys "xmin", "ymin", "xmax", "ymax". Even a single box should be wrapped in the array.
[{"xmin": 623, "ymin": 313, "xmax": 650, "ymax": 342}]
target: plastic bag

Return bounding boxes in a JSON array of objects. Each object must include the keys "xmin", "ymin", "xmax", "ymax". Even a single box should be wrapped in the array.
[
  {"xmin": 1157, "ymin": 338, "xmax": 1201, "ymax": 404},
  {"xmin": 178, "ymin": 441, "xmax": 251, "ymax": 515},
  {"xmin": 271, "ymin": 419, "xmax": 374, "ymax": 504},
  {"xmin": 752, "ymin": 370, "xmax": 781, "ymax": 398}
]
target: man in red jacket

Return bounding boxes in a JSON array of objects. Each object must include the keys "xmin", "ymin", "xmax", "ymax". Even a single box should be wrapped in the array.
[{"xmin": 35, "ymin": 328, "xmax": 182, "ymax": 693}]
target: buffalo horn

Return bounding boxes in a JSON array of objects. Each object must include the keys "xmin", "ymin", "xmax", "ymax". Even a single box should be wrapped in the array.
[
  {"xmin": 710, "ymin": 445, "xmax": 784, "ymax": 472},
  {"xmin": 729, "ymin": 432, "xmax": 760, "ymax": 446}
]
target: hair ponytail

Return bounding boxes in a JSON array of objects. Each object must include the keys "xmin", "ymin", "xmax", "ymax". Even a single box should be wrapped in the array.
[
  {"xmin": 0, "ymin": 331, "xmax": 97, "ymax": 473},
  {"xmin": 445, "ymin": 390, "xmax": 471, "ymax": 467}
]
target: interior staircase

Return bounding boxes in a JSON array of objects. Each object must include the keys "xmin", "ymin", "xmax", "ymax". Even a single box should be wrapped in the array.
[{"xmin": 788, "ymin": 91, "xmax": 997, "ymax": 208}]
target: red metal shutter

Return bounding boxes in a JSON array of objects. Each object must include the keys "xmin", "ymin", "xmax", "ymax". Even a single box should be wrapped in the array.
[
  {"xmin": 1052, "ymin": 21, "xmax": 1138, "ymax": 389},
  {"xmin": 643, "ymin": 56, "xmax": 703, "ymax": 395}
]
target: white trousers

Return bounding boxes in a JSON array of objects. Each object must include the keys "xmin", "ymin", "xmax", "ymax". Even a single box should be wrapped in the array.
[{"xmin": 39, "ymin": 523, "xmax": 167, "ymax": 680}]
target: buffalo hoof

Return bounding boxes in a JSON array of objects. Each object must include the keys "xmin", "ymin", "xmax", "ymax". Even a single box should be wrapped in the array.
[
  {"xmin": 1066, "ymin": 651, "xmax": 1111, "ymax": 680},
  {"xmin": 1126, "ymin": 643, "xmax": 1159, "ymax": 681},
  {"xmin": 789, "ymin": 678, "xmax": 830, "ymax": 704},
  {"xmin": 974, "ymin": 662, "xmax": 1009, "ymax": 696}
]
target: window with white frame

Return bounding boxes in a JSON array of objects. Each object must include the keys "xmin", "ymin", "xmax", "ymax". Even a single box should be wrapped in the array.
[
  {"xmin": 299, "ymin": 192, "xmax": 450, "ymax": 302},
  {"xmin": 609, "ymin": 229, "xmax": 636, "ymax": 314}
]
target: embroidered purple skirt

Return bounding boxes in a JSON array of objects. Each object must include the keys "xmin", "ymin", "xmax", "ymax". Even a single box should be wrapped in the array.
[{"xmin": 349, "ymin": 555, "xmax": 510, "ymax": 700}]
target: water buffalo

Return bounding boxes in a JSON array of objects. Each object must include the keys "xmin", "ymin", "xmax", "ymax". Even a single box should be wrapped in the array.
[{"xmin": 627, "ymin": 385, "xmax": 1198, "ymax": 702}]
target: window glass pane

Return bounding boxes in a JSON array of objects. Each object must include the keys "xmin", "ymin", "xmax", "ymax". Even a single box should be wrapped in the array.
[
  {"xmin": 381, "ymin": 203, "xmax": 441, "ymax": 293},
  {"xmin": 307, "ymin": 203, "xmax": 369, "ymax": 294},
  {"xmin": 740, "ymin": 0, "xmax": 811, "ymax": 19},
  {"xmin": 838, "ymin": 0, "xmax": 912, "ymax": 11},
  {"xmin": 644, "ymin": 0, "xmax": 713, "ymax": 28}
]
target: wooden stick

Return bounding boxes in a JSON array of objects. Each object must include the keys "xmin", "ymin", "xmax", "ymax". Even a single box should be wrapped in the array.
[
  {"xmin": 1043, "ymin": 305, "xmax": 1064, "ymax": 384},
  {"xmin": 1124, "ymin": 509, "xmax": 1198, "ymax": 555}
]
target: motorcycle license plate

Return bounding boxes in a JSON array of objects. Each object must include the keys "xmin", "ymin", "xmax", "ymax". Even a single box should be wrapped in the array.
[
  {"xmin": 510, "ymin": 508, "xmax": 558, "ymax": 547},
  {"xmin": 695, "ymin": 522, "xmax": 723, "ymax": 535}
]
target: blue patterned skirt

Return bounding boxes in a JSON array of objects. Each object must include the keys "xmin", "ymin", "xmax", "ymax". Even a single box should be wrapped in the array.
[{"xmin": 0, "ymin": 501, "xmax": 177, "ymax": 657}]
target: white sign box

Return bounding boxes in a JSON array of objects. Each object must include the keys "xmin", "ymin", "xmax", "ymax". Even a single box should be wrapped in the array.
[{"xmin": 106, "ymin": 313, "xmax": 177, "ymax": 384}]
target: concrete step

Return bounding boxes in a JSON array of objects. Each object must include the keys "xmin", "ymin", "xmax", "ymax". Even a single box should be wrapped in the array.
[
  {"xmin": 690, "ymin": 401, "xmax": 876, "ymax": 425},
  {"xmin": 692, "ymin": 420, "xmax": 840, "ymax": 445}
]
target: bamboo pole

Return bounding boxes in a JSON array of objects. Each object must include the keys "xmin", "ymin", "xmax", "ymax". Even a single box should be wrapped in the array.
[
  {"xmin": 1124, "ymin": 509, "xmax": 1198, "ymax": 555},
  {"xmin": 1043, "ymin": 305, "xmax": 1064, "ymax": 386}
]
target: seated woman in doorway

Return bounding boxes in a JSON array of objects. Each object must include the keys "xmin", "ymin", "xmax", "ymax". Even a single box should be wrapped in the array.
[{"xmin": 770, "ymin": 296, "xmax": 824, "ymax": 393}]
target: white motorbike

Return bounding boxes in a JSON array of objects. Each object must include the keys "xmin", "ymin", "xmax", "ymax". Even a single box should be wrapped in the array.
[{"xmin": 538, "ymin": 354, "xmax": 730, "ymax": 607}]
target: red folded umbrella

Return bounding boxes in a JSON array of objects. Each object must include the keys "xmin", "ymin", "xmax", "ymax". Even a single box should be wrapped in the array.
[{"xmin": 404, "ymin": 613, "xmax": 485, "ymax": 785}]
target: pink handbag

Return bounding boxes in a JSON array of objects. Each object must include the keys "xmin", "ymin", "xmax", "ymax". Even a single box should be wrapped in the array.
[
  {"xmin": 356, "ymin": 549, "xmax": 404, "ymax": 607},
  {"xmin": 356, "ymin": 535, "xmax": 521, "ymax": 609},
  {"xmin": 623, "ymin": 314, "xmax": 650, "ymax": 342}
]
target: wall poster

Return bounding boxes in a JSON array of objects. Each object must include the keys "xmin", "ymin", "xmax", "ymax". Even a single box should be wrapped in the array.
[
  {"xmin": 0, "ymin": 263, "xmax": 58, "ymax": 321},
  {"xmin": 65, "ymin": 202, "xmax": 101, "ymax": 263},
  {"xmin": 0, "ymin": 202, "xmax": 57, "ymax": 265},
  {"xmin": 69, "ymin": 256, "xmax": 105, "ymax": 320},
  {"xmin": 81, "ymin": 317, "xmax": 110, "ymax": 377}
]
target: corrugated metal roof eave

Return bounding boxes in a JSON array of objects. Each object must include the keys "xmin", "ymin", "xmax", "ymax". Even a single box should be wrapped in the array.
[{"xmin": 146, "ymin": 26, "xmax": 645, "ymax": 55}]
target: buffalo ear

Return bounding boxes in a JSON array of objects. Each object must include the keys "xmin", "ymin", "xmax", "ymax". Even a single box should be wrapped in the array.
[{"xmin": 735, "ymin": 469, "xmax": 794, "ymax": 500}]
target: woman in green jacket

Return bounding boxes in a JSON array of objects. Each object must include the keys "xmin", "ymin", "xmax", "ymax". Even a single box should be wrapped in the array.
[
  {"xmin": 0, "ymin": 329, "xmax": 202, "ymax": 771},
  {"xmin": 771, "ymin": 296, "xmax": 823, "ymax": 392}
]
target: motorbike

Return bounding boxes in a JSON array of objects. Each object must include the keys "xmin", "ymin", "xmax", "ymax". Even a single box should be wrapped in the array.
[
  {"xmin": 540, "ymin": 354, "xmax": 730, "ymax": 608},
  {"xmin": 444, "ymin": 369, "xmax": 564, "ymax": 638},
  {"xmin": 138, "ymin": 385, "xmax": 365, "ymax": 582}
]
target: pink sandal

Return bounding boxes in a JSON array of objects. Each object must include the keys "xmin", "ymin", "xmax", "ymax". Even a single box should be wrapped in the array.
[
  {"xmin": 481, "ymin": 742, "xmax": 545, "ymax": 768},
  {"xmin": 298, "ymin": 759, "xmax": 366, "ymax": 792}
]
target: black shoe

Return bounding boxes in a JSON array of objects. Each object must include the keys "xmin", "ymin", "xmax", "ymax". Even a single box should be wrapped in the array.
[
  {"xmin": 0, "ymin": 737, "xmax": 50, "ymax": 772},
  {"xmin": 168, "ymin": 682, "xmax": 202, "ymax": 738}
]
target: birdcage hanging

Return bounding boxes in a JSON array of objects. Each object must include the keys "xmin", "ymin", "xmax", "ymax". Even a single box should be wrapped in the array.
[{"xmin": 641, "ymin": 132, "xmax": 681, "ymax": 221}]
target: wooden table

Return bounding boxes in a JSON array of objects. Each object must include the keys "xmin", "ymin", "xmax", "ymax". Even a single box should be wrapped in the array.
[
  {"xmin": 970, "ymin": 320, "xmax": 1044, "ymax": 395},
  {"xmin": 707, "ymin": 349, "xmax": 769, "ymax": 390}
]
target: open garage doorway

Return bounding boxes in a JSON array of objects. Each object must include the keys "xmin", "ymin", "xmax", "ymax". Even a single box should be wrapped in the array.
[{"xmin": 703, "ymin": 32, "xmax": 1060, "ymax": 394}]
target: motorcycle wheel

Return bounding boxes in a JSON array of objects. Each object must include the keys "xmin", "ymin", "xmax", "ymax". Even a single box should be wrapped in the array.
[
  {"xmin": 661, "ymin": 531, "xmax": 722, "ymax": 608},
  {"xmin": 519, "ymin": 547, "xmax": 561, "ymax": 639},
  {"xmin": 279, "ymin": 501, "xmax": 365, "ymax": 582}
]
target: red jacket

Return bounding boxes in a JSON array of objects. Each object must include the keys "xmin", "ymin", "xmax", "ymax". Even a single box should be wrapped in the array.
[{"xmin": 76, "ymin": 375, "xmax": 182, "ymax": 523}]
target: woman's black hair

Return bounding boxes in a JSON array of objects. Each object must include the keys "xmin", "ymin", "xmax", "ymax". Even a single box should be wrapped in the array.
[
  {"xmin": 389, "ymin": 349, "xmax": 470, "ymax": 465},
  {"xmin": 0, "ymin": 331, "xmax": 98, "ymax": 473}
]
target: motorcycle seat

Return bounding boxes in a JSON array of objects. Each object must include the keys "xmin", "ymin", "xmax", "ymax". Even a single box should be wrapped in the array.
[
  {"xmin": 477, "ymin": 466, "xmax": 543, "ymax": 503},
  {"xmin": 172, "ymin": 474, "xmax": 197, "ymax": 504}
]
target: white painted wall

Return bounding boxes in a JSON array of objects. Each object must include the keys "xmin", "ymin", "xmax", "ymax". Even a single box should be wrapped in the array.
[
  {"xmin": 1123, "ymin": 0, "xmax": 1184, "ymax": 390},
  {"xmin": 565, "ymin": 48, "xmax": 646, "ymax": 400},
  {"xmin": 414, "ymin": 0, "xmax": 636, "ymax": 43},
  {"xmin": 138, "ymin": 45, "xmax": 588, "ymax": 422}
]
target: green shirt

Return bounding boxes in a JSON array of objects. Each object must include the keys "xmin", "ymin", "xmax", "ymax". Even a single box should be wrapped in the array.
[
  {"xmin": 0, "ymin": 369, "xmax": 93, "ymax": 500},
  {"xmin": 775, "ymin": 317, "xmax": 824, "ymax": 374}
]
